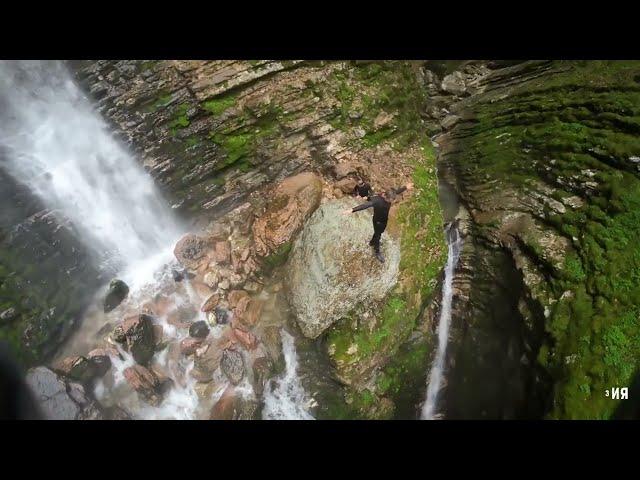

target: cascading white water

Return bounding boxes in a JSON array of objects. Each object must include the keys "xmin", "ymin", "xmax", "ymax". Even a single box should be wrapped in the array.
[
  {"xmin": 0, "ymin": 60, "xmax": 183, "ymax": 289},
  {"xmin": 421, "ymin": 224, "xmax": 461, "ymax": 420},
  {"xmin": 0, "ymin": 60, "xmax": 202, "ymax": 419},
  {"xmin": 262, "ymin": 330, "xmax": 315, "ymax": 420}
]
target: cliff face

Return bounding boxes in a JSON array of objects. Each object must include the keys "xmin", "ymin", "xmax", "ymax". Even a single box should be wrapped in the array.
[
  {"xmin": 70, "ymin": 61, "xmax": 432, "ymax": 219},
  {"xmin": 0, "ymin": 170, "xmax": 100, "ymax": 365},
  {"xmin": 46, "ymin": 60, "xmax": 446, "ymax": 418},
  {"xmin": 425, "ymin": 60, "xmax": 640, "ymax": 419}
]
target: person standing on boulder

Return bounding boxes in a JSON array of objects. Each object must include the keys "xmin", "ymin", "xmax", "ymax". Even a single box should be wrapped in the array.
[
  {"xmin": 353, "ymin": 179, "xmax": 373, "ymax": 200},
  {"xmin": 342, "ymin": 182, "xmax": 414, "ymax": 263}
]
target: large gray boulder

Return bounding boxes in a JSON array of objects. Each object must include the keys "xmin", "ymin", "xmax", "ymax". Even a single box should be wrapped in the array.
[
  {"xmin": 25, "ymin": 366, "xmax": 104, "ymax": 420},
  {"xmin": 441, "ymin": 71, "xmax": 467, "ymax": 96},
  {"xmin": 286, "ymin": 199, "xmax": 401, "ymax": 338}
]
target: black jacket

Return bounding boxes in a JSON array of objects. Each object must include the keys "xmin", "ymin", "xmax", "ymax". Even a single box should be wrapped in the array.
[
  {"xmin": 351, "ymin": 186, "xmax": 407, "ymax": 224},
  {"xmin": 354, "ymin": 182, "xmax": 373, "ymax": 199}
]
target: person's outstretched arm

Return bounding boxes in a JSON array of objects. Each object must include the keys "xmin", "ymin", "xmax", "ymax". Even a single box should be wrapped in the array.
[
  {"xmin": 342, "ymin": 200, "xmax": 373, "ymax": 216},
  {"xmin": 352, "ymin": 200, "xmax": 374, "ymax": 212},
  {"xmin": 352, "ymin": 200, "xmax": 375, "ymax": 213}
]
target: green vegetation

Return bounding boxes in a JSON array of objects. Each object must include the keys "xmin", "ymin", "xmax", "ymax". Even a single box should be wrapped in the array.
[
  {"xmin": 185, "ymin": 136, "xmax": 200, "ymax": 148},
  {"xmin": 319, "ymin": 386, "xmax": 394, "ymax": 420},
  {"xmin": 361, "ymin": 127, "xmax": 395, "ymax": 148},
  {"xmin": 0, "ymin": 244, "xmax": 52, "ymax": 365},
  {"xmin": 209, "ymin": 132, "xmax": 253, "ymax": 167},
  {"xmin": 140, "ymin": 90, "xmax": 174, "ymax": 113},
  {"xmin": 460, "ymin": 60, "xmax": 640, "ymax": 419},
  {"xmin": 327, "ymin": 61, "xmax": 428, "ymax": 149},
  {"xmin": 376, "ymin": 341, "xmax": 430, "ymax": 398},
  {"xmin": 262, "ymin": 241, "xmax": 293, "ymax": 272},
  {"xmin": 0, "ymin": 244, "xmax": 95, "ymax": 366},
  {"xmin": 140, "ymin": 60, "xmax": 158, "ymax": 72},
  {"xmin": 168, "ymin": 103, "xmax": 191, "ymax": 134},
  {"xmin": 208, "ymin": 102, "xmax": 282, "ymax": 172},
  {"xmin": 202, "ymin": 93, "xmax": 237, "ymax": 116},
  {"xmin": 326, "ymin": 140, "xmax": 446, "ymax": 418},
  {"xmin": 328, "ymin": 296, "xmax": 411, "ymax": 368}
]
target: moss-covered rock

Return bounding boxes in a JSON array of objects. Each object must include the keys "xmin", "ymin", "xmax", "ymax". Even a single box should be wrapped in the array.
[
  {"xmin": 323, "ymin": 142, "xmax": 446, "ymax": 417},
  {"xmin": 436, "ymin": 60, "xmax": 640, "ymax": 419}
]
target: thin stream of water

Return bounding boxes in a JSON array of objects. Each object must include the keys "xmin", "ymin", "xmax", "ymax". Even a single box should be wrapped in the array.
[{"xmin": 421, "ymin": 224, "xmax": 461, "ymax": 420}]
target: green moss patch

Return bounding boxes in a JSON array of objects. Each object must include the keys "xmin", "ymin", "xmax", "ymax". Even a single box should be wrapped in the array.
[
  {"xmin": 325, "ymin": 140, "xmax": 446, "ymax": 418},
  {"xmin": 262, "ymin": 241, "xmax": 293, "ymax": 273},
  {"xmin": 202, "ymin": 93, "xmax": 238, "ymax": 116},
  {"xmin": 457, "ymin": 60, "xmax": 640, "ymax": 419}
]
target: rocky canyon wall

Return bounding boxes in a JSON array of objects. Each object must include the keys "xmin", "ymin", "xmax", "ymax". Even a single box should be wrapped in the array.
[{"xmin": 424, "ymin": 60, "xmax": 640, "ymax": 419}]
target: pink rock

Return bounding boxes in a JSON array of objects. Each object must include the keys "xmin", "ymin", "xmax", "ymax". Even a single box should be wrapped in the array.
[
  {"xmin": 174, "ymin": 234, "xmax": 210, "ymax": 270},
  {"xmin": 123, "ymin": 365, "xmax": 161, "ymax": 406},
  {"xmin": 201, "ymin": 293, "xmax": 220, "ymax": 313},
  {"xmin": 180, "ymin": 337, "xmax": 204, "ymax": 356},
  {"xmin": 232, "ymin": 328, "xmax": 259, "ymax": 350},
  {"xmin": 252, "ymin": 172, "xmax": 322, "ymax": 256},
  {"xmin": 213, "ymin": 241, "xmax": 231, "ymax": 265}
]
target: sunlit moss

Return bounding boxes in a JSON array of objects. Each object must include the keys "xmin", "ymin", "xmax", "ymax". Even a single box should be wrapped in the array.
[
  {"xmin": 458, "ymin": 60, "xmax": 640, "ymax": 419},
  {"xmin": 326, "ymin": 140, "xmax": 446, "ymax": 418}
]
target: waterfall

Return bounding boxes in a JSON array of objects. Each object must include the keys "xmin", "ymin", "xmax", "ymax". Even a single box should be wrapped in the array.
[
  {"xmin": 421, "ymin": 223, "xmax": 462, "ymax": 420},
  {"xmin": 262, "ymin": 330, "xmax": 315, "ymax": 420},
  {"xmin": 0, "ymin": 60, "xmax": 183, "ymax": 290}
]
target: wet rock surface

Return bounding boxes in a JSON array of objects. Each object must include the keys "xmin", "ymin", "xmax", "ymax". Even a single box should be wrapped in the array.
[
  {"xmin": 123, "ymin": 365, "xmax": 163, "ymax": 406},
  {"xmin": 213, "ymin": 306, "xmax": 231, "ymax": 325},
  {"xmin": 200, "ymin": 294, "xmax": 220, "ymax": 313},
  {"xmin": 120, "ymin": 314, "xmax": 156, "ymax": 365},
  {"xmin": 87, "ymin": 348, "xmax": 113, "ymax": 377},
  {"xmin": 221, "ymin": 349, "xmax": 245, "ymax": 385},
  {"xmin": 26, "ymin": 366, "xmax": 105, "ymax": 420},
  {"xmin": 189, "ymin": 320, "xmax": 210, "ymax": 339},
  {"xmin": 174, "ymin": 234, "xmax": 210, "ymax": 270},
  {"xmin": 0, "ymin": 174, "xmax": 101, "ymax": 364},
  {"xmin": 287, "ymin": 199, "xmax": 401, "ymax": 338},
  {"xmin": 191, "ymin": 342, "xmax": 223, "ymax": 382},
  {"xmin": 232, "ymin": 327, "xmax": 258, "ymax": 350},
  {"xmin": 52, "ymin": 355, "xmax": 99, "ymax": 383},
  {"xmin": 103, "ymin": 279, "xmax": 129, "ymax": 313},
  {"xmin": 209, "ymin": 385, "xmax": 258, "ymax": 420},
  {"xmin": 252, "ymin": 356, "xmax": 273, "ymax": 397},
  {"xmin": 180, "ymin": 337, "xmax": 204, "ymax": 356}
]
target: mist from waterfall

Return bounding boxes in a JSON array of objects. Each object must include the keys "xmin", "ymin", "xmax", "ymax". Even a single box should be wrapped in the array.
[
  {"xmin": 0, "ymin": 60, "xmax": 183, "ymax": 290},
  {"xmin": 421, "ymin": 224, "xmax": 461, "ymax": 420}
]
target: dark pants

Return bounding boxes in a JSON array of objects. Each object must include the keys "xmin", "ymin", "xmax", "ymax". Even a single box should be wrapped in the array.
[{"xmin": 369, "ymin": 219, "xmax": 387, "ymax": 254}]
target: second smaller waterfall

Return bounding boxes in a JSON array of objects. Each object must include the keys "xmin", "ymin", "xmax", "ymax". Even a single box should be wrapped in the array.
[{"xmin": 421, "ymin": 224, "xmax": 462, "ymax": 420}]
